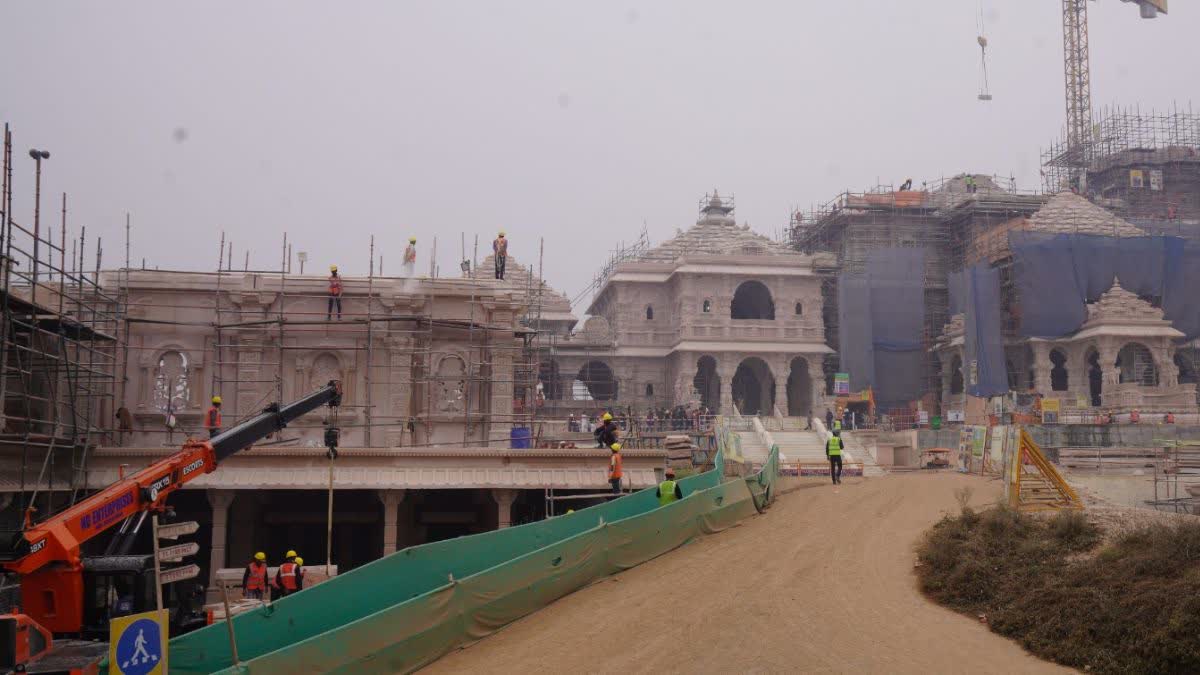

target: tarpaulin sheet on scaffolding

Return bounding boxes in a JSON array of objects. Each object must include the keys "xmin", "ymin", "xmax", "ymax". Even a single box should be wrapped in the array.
[
  {"xmin": 1010, "ymin": 232, "xmax": 1200, "ymax": 339},
  {"xmin": 961, "ymin": 264, "xmax": 1007, "ymax": 398},
  {"xmin": 837, "ymin": 272, "xmax": 874, "ymax": 392},
  {"xmin": 870, "ymin": 248, "xmax": 926, "ymax": 407},
  {"xmin": 838, "ymin": 248, "xmax": 926, "ymax": 407},
  {"xmin": 203, "ymin": 449, "xmax": 780, "ymax": 675}
]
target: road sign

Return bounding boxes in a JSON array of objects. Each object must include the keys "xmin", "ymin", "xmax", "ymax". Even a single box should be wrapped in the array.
[
  {"xmin": 156, "ymin": 520, "xmax": 199, "ymax": 540},
  {"xmin": 159, "ymin": 563, "xmax": 201, "ymax": 585},
  {"xmin": 110, "ymin": 609, "xmax": 168, "ymax": 675},
  {"xmin": 157, "ymin": 542, "xmax": 199, "ymax": 562}
]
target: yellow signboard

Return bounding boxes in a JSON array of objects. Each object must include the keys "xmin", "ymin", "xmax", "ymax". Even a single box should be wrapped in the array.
[
  {"xmin": 1041, "ymin": 398, "xmax": 1061, "ymax": 413},
  {"xmin": 109, "ymin": 609, "xmax": 168, "ymax": 675}
]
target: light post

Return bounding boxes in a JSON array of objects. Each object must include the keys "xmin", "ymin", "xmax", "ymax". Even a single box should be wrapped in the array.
[{"xmin": 28, "ymin": 149, "xmax": 50, "ymax": 284}]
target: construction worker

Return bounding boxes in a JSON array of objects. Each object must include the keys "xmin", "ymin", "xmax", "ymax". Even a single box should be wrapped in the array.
[
  {"xmin": 276, "ymin": 550, "xmax": 304, "ymax": 596},
  {"xmin": 608, "ymin": 443, "xmax": 624, "ymax": 494},
  {"xmin": 656, "ymin": 467, "xmax": 683, "ymax": 506},
  {"xmin": 242, "ymin": 552, "xmax": 270, "ymax": 600},
  {"xmin": 493, "ymin": 231, "xmax": 508, "ymax": 280},
  {"xmin": 826, "ymin": 430, "xmax": 844, "ymax": 485},
  {"xmin": 205, "ymin": 395, "xmax": 222, "ymax": 438},
  {"xmin": 825, "ymin": 407, "xmax": 834, "ymax": 430},
  {"xmin": 403, "ymin": 237, "xmax": 417, "ymax": 278},
  {"xmin": 594, "ymin": 412, "xmax": 618, "ymax": 449},
  {"xmin": 327, "ymin": 265, "xmax": 343, "ymax": 320}
]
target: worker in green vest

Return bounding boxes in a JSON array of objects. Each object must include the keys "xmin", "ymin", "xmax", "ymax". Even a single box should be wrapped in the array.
[
  {"xmin": 656, "ymin": 467, "xmax": 683, "ymax": 506},
  {"xmin": 826, "ymin": 430, "xmax": 844, "ymax": 485}
]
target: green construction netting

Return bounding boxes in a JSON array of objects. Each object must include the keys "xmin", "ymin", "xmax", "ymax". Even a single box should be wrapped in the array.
[{"xmin": 163, "ymin": 443, "xmax": 777, "ymax": 674}]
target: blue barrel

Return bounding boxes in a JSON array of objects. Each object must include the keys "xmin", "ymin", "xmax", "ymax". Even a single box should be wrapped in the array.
[{"xmin": 510, "ymin": 426, "xmax": 532, "ymax": 449}]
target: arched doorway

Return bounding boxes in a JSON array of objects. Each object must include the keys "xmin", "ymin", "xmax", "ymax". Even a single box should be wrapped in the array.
[
  {"xmin": 1050, "ymin": 349, "xmax": 1069, "ymax": 391},
  {"xmin": 538, "ymin": 360, "xmax": 563, "ymax": 400},
  {"xmin": 574, "ymin": 361, "xmax": 617, "ymax": 401},
  {"xmin": 950, "ymin": 355, "xmax": 964, "ymax": 395},
  {"xmin": 692, "ymin": 356, "xmax": 720, "ymax": 411},
  {"xmin": 1117, "ymin": 343, "xmax": 1158, "ymax": 386},
  {"xmin": 731, "ymin": 281, "xmax": 775, "ymax": 320},
  {"xmin": 1087, "ymin": 348, "xmax": 1102, "ymax": 406},
  {"xmin": 731, "ymin": 357, "xmax": 774, "ymax": 415},
  {"xmin": 786, "ymin": 356, "xmax": 812, "ymax": 417}
]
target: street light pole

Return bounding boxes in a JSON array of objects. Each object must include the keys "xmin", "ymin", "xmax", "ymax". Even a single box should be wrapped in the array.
[{"xmin": 28, "ymin": 149, "xmax": 50, "ymax": 285}]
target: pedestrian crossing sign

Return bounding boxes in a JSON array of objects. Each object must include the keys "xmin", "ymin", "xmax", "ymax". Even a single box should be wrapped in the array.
[{"xmin": 109, "ymin": 609, "xmax": 168, "ymax": 675}]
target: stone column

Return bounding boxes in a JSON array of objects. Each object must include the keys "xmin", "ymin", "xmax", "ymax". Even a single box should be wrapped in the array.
[
  {"xmin": 206, "ymin": 489, "xmax": 236, "ymax": 603},
  {"xmin": 717, "ymin": 360, "xmax": 736, "ymax": 415},
  {"xmin": 491, "ymin": 489, "xmax": 518, "ymax": 529},
  {"xmin": 377, "ymin": 489, "xmax": 406, "ymax": 556},
  {"xmin": 1031, "ymin": 342, "xmax": 1051, "ymax": 395},
  {"xmin": 386, "ymin": 337, "xmax": 413, "ymax": 446},
  {"xmin": 773, "ymin": 366, "xmax": 788, "ymax": 416},
  {"xmin": 809, "ymin": 358, "xmax": 826, "ymax": 416}
]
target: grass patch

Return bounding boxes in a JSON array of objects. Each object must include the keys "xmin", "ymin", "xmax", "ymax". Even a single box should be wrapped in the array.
[{"xmin": 918, "ymin": 505, "xmax": 1200, "ymax": 674}]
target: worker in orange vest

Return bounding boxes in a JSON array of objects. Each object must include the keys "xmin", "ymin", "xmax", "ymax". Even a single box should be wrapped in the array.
[
  {"xmin": 608, "ymin": 442, "xmax": 624, "ymax": 494},
  {"xmin": 327, "ymin": 265, "xmax": 343, "ymax": 320},
  {"xmin": 242, "ymin": 551, "xmax": 270, "ymax": 600},
  {"xmin": 205, "ymin": 395, "xmax": 223, "ymax": 438},
  {"xmin": 275, "ymin": 550, "xmax": 304, "ymax": 596}
]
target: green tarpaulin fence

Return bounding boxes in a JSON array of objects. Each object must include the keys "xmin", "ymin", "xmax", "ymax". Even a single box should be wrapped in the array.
[{"xmin": 164, "ymin": 443, "xmax": 777, "ymax": 674}]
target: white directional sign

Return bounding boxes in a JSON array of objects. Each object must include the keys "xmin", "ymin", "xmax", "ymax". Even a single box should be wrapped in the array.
[
  {"xmin": 157, "ymin": 542, "xmax": 199, "ymax": 563},
  {"xmin": 159, "ymin": 564, "xmax": 201, "ymax": 585},
  {"xmin": 156, "ymin": 521, "xmax": 199, "ymax": 540}
]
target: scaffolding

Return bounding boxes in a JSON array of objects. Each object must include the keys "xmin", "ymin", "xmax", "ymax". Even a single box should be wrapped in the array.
[
  {"xmin": 789, "ymin": 177, "xmax": 1047, "ymax": 413},
  {"xmin": 1042, "ymin": 104, "xmax": 1200, "ymax": 222},
  {"xmin": 0, "ymin": 124, "xmax": 124, "ymax": 527}
]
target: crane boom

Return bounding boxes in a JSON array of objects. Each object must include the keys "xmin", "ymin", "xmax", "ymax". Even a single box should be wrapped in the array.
[{"xmin": 0, "ymin": 380, "xmax": 341, "ymax": 634}]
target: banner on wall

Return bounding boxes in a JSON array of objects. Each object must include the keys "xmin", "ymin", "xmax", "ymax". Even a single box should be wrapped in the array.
[{"xmin": 834, "ymin": 373, "xmax": 850, "ymax": 395}]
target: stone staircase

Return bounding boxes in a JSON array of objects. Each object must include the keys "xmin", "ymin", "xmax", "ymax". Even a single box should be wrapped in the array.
[
  {"xmin": 839, "ymin": 430, "xmax": 886, "ymax": 477},
  {"xmin": 736, "ymin": 433, "xmax": 771, "ymax": 465},
  {"xmin": 771, "ymin": 431, "xmax": 829, "ymax": 465}
]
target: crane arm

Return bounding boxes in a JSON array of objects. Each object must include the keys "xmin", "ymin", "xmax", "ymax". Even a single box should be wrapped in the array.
[{"xmin": 0, "ymin": 381, "xmax": 341, "ymax": 576}]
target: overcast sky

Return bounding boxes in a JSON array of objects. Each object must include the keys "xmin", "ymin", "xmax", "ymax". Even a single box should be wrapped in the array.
[{"xmin": 1, "ymin": 1, "xmax": 1194, "ymax": 308}]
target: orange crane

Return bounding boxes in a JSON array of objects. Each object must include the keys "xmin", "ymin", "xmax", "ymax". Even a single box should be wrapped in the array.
[{"xmin": 0, "ymin": 381, "xmax": 341, "ymax": 674}]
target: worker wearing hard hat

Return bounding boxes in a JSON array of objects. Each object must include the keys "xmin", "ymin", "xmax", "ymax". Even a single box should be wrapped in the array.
[
  {"xmin": 608, "ymin": 443, "xmax": 624, "ymax": 494},
  {"xmin": 594, "ymin": 411, "xmax": 618, "ymax": 449},
  {"xmin": 826, "ymin": 429, "xmax": 844, "ymax": 485},
  {"xmin": 656, "ymin": 467, "xmax": 683, "ymax": 506},
  {"xmin": 205, "ymin": 395, "xmax": 223, "ymax": 438},
  {"xmin": 403, "ymin": 237, "xmax": 417, "ymax": 278},
  {"xmin": 276, "ymin": 550, "xmax": 304, "ymax": 596},
  {"xmin": 327, "ymin": 265, "xmax": 343, "ymax": 321},
  {"xmin": 242, "ymin": 552, "xmax": 270, "ymax": 600},
  {"xmin": 492, "ymin": 230, "xmax": 508, "ymax": 280}
]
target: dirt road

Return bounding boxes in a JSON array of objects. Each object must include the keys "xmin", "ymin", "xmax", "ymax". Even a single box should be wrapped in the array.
[{"xmin": 425, "ymin": 472, "xmax": 1069, "ymax": 674}]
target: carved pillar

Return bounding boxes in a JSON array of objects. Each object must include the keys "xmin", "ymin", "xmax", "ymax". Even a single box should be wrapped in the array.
[
  {"xmin": 235, "ymin": 334, "xmax": 267, "ymax": 420},
  {"xmin": 717, "ymin": 359, "xmax": 736, "ymax": 415},
  {"xmin": 491, "ymin": 489, "xmax": 518, "ymax": 529},
  {"xmin": 1160, "ymin": 343, "xmax": 1177, "ymax": 388},
  {"xmin": 491, "ymin": 350, "xmax": 515, "ymax": 445},
  {"xmin": 808, "ymin": 358, "xmax": 826, "ymax": 415},
  {"xmin": 773, "ymin": 358, "xmax": 788, "ymax": 415},
  {"xmin": 377, "ymin": 489, "xmax": 406, "ymax": 556},
  {"xmin": 1098, "ymin": 342, "xmax": 1119, "ymax": 407},
  {"xmin": 1031, "ymin": 342, "xmax": 1052, "ymax": 395},
  {"xmin": 206, "ymin": 489, "xmax": 236, "ymax": 603}
]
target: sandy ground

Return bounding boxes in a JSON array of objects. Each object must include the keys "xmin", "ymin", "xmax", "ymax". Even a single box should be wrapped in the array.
[{"xmin": 424, "ymin": 472, "xmax": 1070, "ymax": 674}]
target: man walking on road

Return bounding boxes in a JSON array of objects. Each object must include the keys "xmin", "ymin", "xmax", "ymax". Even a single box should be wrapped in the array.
[{"xmin": 826, "ymin": 430, "xmax": 844, "ymax": 485}]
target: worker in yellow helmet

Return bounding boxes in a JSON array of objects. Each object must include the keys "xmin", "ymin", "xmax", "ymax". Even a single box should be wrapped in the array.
[
  {"xmin": 403, "ymin": 237, "xmax": 417, "ymax": 278},
  {"xmin": 243, "ymin": 552, "xmax": 269, "ymax": 600},
  {"xmin": 327, "ymin": 265, "xmax": 343, "ymax": 320},
  {"xmin": 205, "ymin": 395, "xmax": 223, "ymax": 438},
  {"xmin": 594, "ymin": 411, "xmax": 618, "ymax": 449},
  {"xmin": 657, "ymin": 467, "xmax": 683, "ymax": 506},
  {"xmin": 608, "ymin": 443, "xmax": 624, "ymax": 494},
  {"xmin": 492, "ymin": 230, "xmax": 508, "ymax": 280},
  {"xmin": 276, "ymin": 550, "xmax": 303, "ymax": 596}
]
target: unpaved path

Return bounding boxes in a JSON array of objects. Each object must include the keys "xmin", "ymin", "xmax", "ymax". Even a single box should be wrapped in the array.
[{"xmin": 424, "ymin": 473, "xmax": 1070, "ymax": 674}]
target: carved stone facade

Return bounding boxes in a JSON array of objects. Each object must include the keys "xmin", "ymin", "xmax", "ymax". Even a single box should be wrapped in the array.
[
  {"xmin": 936, "ymin": 279, "xmax": 1198, "ymax": 413},
  {"xmin": 110, "ymin": 269, "xmax": 531, "ymax": 448},
  {"xmin": 543, "ymin": 192, "xmax": 833, "ymax": 417}
]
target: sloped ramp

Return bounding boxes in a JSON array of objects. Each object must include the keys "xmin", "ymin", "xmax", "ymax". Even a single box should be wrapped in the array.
[{"xmin": 168, "ymin": 447, "xmax": 779, "ymax": 674}]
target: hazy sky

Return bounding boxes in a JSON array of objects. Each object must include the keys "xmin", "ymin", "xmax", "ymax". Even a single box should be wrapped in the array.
[{"xmin": 1, "ymin": 1, "xmax": 1195, "ymax": 309}]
